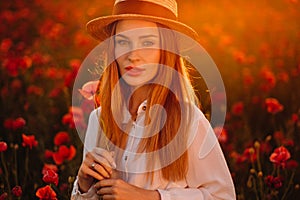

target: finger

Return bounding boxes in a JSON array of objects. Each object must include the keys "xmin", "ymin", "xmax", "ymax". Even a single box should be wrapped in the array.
[
  {"xmin": 78, "ymin": 163, "xmax": 105, "ymax": 181},
  {"xmin": 93, "ymin": 148, "xmax": 116, "ymax": 168},
  {"xmin": 92, "ymin": 162, "xmax": 111, "ymax": 178},
  {"xmin": 102, "ymin": 194, "xmax": 114, "ymax": 200},
  {"xmin": 97, "ymin": 186, "xmax": 112, "ymax": 195},
  {"xmin": 98, "ymin": 178, "xmax": 120, "ymax": 188},
  {"xmin": 86, "ymin": 152, "xmax": 113, "ymax": 176}
]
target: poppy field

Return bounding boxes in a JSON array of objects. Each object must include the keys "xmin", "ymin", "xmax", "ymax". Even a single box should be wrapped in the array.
[{"xmin": 0, "ymin": 0, "xmax": 300, "ymax": 199}]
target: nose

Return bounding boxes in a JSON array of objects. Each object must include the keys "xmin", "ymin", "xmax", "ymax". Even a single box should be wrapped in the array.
[{"xmin": 127, "ymin": 49, "xmax": 140, "ymax": 62}]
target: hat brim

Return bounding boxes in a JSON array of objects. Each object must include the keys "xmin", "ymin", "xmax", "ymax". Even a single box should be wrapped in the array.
[{"xmin": 86, "ymin": 14, "xmax": 200, "ymax": 50}]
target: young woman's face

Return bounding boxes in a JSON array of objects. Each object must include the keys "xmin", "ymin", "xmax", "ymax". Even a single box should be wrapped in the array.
[{"xmin": 115, "ymin": 20, "xmax": 161, "ymax": 87}]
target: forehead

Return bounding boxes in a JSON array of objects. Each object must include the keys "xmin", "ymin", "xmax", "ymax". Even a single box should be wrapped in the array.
[{"xmin": 115, "ymin": 19, "xmax": 159, "ymax": 36}]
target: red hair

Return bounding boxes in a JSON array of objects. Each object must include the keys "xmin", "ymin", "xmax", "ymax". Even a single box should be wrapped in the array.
[{"xmin": 95, "ymin": 21, "xmax": 199, "ymax": 181}]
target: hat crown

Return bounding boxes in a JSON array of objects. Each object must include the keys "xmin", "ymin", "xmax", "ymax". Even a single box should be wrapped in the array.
[{"xmin": 114, "ymin": 0, "xmax": 178, "ymax": 17}]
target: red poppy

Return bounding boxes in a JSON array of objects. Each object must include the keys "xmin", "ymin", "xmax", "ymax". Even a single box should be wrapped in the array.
[
  {"xmin": 291, "ymin": 114, "xmax": 299, "ymax": 123},
  {"xmin": 243, "ymin": 147, "xmax": 257, "ymax": 163},
  {"xmin": 52, "ymin": 145, "xmax": 76, "ymax": 165},
  {"xmin": 54, "ymin": 131, "xmax": 70, "ymax": 146},
  {"xmin": 43, "ymin": 169, "xmax": 59, "ymax": 186},
  {"xmin": 260, "ymin": 67, "xmax": 276, "ymax": 92},
  {"xmin": 2, "ymin": 56, "xmax": 28, "ymax": 77},
  {"xmin": 213, "ymin": 126, "xmax": 228, "ymax": 143},
  {"xmin": 27, "ymin": 85, "xmax": 44, "ymax": 96},
  {"xmin": 12, "ymin": 186, "xmax": 22, "ymax": 197},
  {"xmin": 3, "ymin": 117, "xmax": 26, "ymax": 130},
  {"xmin": 265, "ymin": 175, "xmax": 283, "ymax": 189},
  {"xmin": 242, "ymin": 68, "xmax": 254, "ymax": 87},
  {"xmin": 22, "ymin": 134, "xmax": 38, "ymax": 149},
  {"xmin": 269, "ymin": 146, "xmax": 291, "ymax": 168},
  {"xmin": 78, "ymin": 80, "xmax": 99, "ymax": 100},
  {"xmin": 0, "ymin": 192, "xmax": 8, "ymax": 200},
  {"xmin": 13, "ymin": 117, "xmax": 26, "ymax": 129},
  {"xmin": 231, "ymin": 102, "xmax": 244, "ymax": 116},
  {"xmin": 36, "ymin": 185, "xmax": 57, "ymax": 200},
  {"xmin": 11, "ymin": 79, "xmax": 22, "ymax": 91},
  {"xmin": 42, "ymin": 164, "xmax": 58, "ymax": 175},
  {"xmin": 62, "ymin": 106, "xmax": 86, "ymax": 130},
  {"xmin": 233, "ymin": 50, "xmax": 247, "ymax": 64},
  {"xmin": 44, "ymin": 150, "xmax": 54, "ymax": 159},
  {"xmin": 48, "ymin": 88, "xmax": 62, "ymax": 98},
  {"xmin": 0, "ymin": 38, "xmax": 12, "ymax": 53},
  {"xmin": 265, "ymin": 98, "xmax": 284, "ymax": 114},
  {"xmin": 0, "ymin": 142, "xmax": 8, "ymax": 152}
]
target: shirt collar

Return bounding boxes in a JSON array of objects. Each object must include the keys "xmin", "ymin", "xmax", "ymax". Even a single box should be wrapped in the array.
[{"xmin": 122, "ymin": 100, "xmax": 147, "ymax": 124}]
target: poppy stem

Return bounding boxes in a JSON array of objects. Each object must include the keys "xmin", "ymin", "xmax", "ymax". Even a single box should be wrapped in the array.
[
  {"xmin": 22, "ymin": 148, "xmax": 30, "ymax": 190},
  {"xmin": 1, "ymin": 152, "xmax": 11, "ymax": 199}
]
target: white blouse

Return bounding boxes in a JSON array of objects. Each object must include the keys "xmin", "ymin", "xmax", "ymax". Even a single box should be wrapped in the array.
[{"xmin": 71, "ymin": 101, "xmax": 236, "ymax": 199}]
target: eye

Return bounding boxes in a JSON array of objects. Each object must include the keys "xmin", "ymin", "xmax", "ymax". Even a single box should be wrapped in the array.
[
  {"xmin": 115, "ymin": 39, "xmax": 130, "ymax": 47},
  {"xmin": 142, "ymin": 40, "xmax": 155, "ymax": 47}
]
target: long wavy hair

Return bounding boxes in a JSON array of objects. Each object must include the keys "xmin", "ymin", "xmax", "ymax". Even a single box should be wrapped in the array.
[{"xmin": 95, "ymin": 21, "xmax": 199, "ymax": 182}]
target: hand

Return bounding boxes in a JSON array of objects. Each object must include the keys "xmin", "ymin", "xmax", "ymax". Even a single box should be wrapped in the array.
[
  {"xmin": 77, "ymin": 147, "xmax": 116, "ymax": 193},
  {"xmin": 94, "ymin": 179, "xmax": 161, "ymax": 200}
]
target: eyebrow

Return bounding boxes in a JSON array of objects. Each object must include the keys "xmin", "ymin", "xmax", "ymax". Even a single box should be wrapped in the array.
[{"xmin": 115, "ymin": 34, "xmax": 159, "ymax": 39}]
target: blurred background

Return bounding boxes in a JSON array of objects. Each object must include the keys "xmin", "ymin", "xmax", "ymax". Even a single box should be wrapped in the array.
[{"xmin": 0, "ymin": 0, "xmax": 299, "ymax": 199}]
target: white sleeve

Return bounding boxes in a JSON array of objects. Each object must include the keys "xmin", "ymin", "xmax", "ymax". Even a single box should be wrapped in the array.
[
  {"xmin": 158, "ymin": 110, "xmax": 236, "ymax": 200},
  {"xmin": 71, "ymin": 109, "xmax": 101, "ymax": 199}
]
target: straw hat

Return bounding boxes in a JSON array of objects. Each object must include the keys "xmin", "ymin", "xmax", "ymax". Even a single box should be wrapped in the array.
[{"xmin": 86, "ymin": 0, "xmax": 199, "ymax": 45}]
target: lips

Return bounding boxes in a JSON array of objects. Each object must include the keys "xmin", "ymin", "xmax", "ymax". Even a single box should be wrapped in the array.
[{"xmin": 124, "ymin": 66, "xmax": 145, "ymax": 76}]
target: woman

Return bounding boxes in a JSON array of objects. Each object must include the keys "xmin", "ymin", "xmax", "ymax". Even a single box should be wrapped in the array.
[{"xmin": 72, "ymin": 0, "xmax": 236, "ymax": 199}]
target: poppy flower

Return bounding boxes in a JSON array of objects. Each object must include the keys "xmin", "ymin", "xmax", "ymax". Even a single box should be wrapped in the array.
[
  {"xmin": 269, "ymin": 146, "xmax": 291, "ymax": 168},
  {"xmin": 26, "ymin": 85, "xmax": 44, "ymax": 96},
  {"xmin": 62, "ymin": 107, "xmax": 86, "ymax": 130},
  {"xmin": 0, "ymin": 38, "xmax": 12, "ymax": 53},
  {"xmin": 44, "ymin": 150, "xmax": 54, "ymax": 160},
  {"xmin": 0, "ymin": 192, "xmax": 8, "ymax": 200},
  {"xmin": 42, "ymin": 164, "xmax": 58, "ymax": 175},
  {"xmin": 12, "ymin": 186, "xmax": 22, "ymax": 197},
  {"xmin": 265, "ymin": 175, "xmax": 283, "ymax": 189},
  {"xmin": 78, "ymin": 80, "xmax": 99, "ymax": 100},
  {"xmin": 231, "ymin": 102, "xmax": 244, "ymax": 116},
  {"xmin": 43, "ymin": 169, "xmax": 59, "ymax": 186},
  {"xmin": 3, "ymin": 117, "xmax": 26, "ymax": 130},
  {"xmin": 52, "ymin": 145, "xmax": 76, "ymax": 165},
  {"xmin": 260, "ymin": 67, "xmax": 276, "ymax": 92},
  {"xmin": 54, "ymin": 131, "xmax": 70, "ymax": 146},
  {"xmin": 213, "ymin": 126, "xmax": 228, "ymax": 143},
  {"xmin": 265, "ymin": 98, "xmax": 284, "ymax": 114},
  {"xmin": 36, "ymin": 185, "xmax": 57, "ymax": 200},
  {"xmin": 0, "ymin": 142, "xmax": 8, "ymax": 152},
  {"xmin": 22, "ymin": 134, "xmax": 38, "ymax": 149},
  {"xmin": 243, "ymin": 147, "xmax": 257, "ymax": 163}
]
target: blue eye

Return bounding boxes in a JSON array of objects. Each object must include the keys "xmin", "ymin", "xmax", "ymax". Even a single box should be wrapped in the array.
[
  {"xmin": 142, "ymin": 41, "xmax": 154, "ymax": 47},
  {"xmin": 116, "ymin": 40, "xmax": 130, "ymax": 47}
]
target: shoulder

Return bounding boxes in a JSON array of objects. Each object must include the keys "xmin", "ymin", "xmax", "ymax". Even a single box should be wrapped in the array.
[
  {"xmin": 83, "ymin": 107, "xmax": 102, "ymax": 150},
  {"xmin": 189, "ymin": 103, "xmax": 207, "ymax": 122}
]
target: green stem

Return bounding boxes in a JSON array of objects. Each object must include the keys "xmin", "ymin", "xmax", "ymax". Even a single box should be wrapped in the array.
[
  {"xmin": 255, "ymin": 146, "xmax": 264, "ymax": 199},
  {"xmin": 252, "ymin": 176, "xmax": 260, "ymax": 200},
  {"xmin": 22, "ymin": 148, "xmax": 30, "ymax": 190},
  {"xmin": 14, "ymin": 145, "xmax": 19, "ymax": 185},
  {"xmin": 1, "ymin": 152, "xmax": 11, "ymax": 199},
  {"xmin": 281, "ymin": 171, "xmax": 295, "ymax": 200}
]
